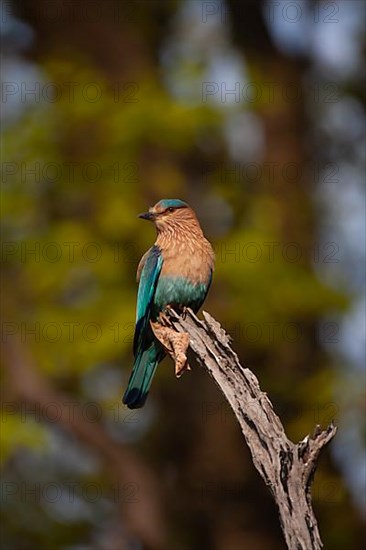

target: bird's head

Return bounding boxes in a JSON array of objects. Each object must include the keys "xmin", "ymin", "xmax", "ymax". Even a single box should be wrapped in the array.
[{"xmin": 138, "ymin": 199, "xmax": 195, "ymax": 231}]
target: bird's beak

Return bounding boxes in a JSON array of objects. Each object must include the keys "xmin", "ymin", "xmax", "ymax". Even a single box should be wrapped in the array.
[{"xmin": 138, "ymin": 211, "xmax": 155, "ymax": 221}]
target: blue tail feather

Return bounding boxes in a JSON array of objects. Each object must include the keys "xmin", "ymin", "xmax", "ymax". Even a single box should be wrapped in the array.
[{"xmin": 122, "ymin": 343, "xmax": 164, "ymax": 409}]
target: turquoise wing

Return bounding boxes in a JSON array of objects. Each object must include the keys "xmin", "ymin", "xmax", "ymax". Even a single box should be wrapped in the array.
[
  {"xmin": 133, "ymin": 245, "xmax": 163, "ymax": 355},
  {"xmin": 123, "ymin": 245, "xmax": 164, "ymax": 408}
]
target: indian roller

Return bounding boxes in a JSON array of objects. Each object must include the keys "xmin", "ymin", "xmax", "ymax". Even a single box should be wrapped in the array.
[{"xmin": 123, "ymin": 199, "xmax": 215, "ymax": 409}]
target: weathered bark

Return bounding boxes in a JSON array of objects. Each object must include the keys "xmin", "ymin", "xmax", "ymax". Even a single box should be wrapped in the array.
[{"xmin": 161, "ymin": 308, "xmax": 337, "ymax": 550}]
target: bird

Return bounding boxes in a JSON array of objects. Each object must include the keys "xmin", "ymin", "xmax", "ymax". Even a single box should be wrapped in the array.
[{"xmin": 122, "ymin": 199, "xmax": 215, "ymax": 409}]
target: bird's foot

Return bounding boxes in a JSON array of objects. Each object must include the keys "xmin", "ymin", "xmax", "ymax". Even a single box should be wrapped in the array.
[
  {"xmin": 163, "ymin": 305, "xmax": 189, "ymax": 320},
  {"xmin": 181, "ymin": 306, "xmax": 189, "ymax": 320},
  {"xmin": 150, "ymin": 321, "xmax": 191, "ymax": 378}
]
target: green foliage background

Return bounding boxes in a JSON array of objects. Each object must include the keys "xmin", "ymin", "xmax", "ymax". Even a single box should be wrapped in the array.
[{"xmin": 1, "ymin": 1, "xmax": 364, "ymax": 549}]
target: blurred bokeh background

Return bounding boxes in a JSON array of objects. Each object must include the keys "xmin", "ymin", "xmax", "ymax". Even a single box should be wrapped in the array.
[{"xmin": 1, "ymin": 0, "xmax": 365, "ymax": 548}]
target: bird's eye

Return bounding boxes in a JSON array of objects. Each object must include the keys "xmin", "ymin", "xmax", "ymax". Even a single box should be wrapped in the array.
[{"xmin": 167, "ymin": 207, "xmax": 175, "ymax": 213}]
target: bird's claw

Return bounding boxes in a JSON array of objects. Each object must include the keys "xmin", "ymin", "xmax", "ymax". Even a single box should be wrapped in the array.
[
  {"xmin": 150, "ymin": 321, "xmax": 191, "ymax": 378},
  {"xmin": 181, "ymin": 306, "xmax": 189, "ymax": 320}
]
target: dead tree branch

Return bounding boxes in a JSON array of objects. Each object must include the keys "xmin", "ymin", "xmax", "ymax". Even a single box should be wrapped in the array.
[{"xmin": 161, "ymin": 308, "xmax": 337, "ymax": 550}]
